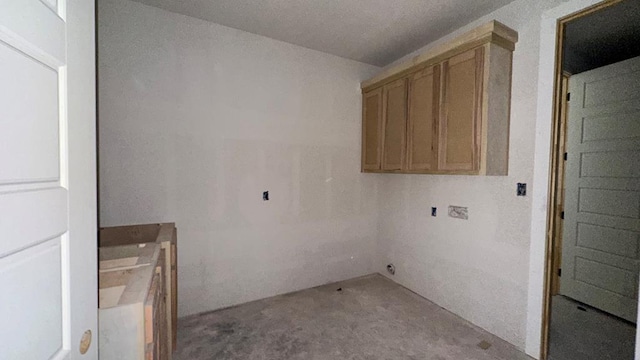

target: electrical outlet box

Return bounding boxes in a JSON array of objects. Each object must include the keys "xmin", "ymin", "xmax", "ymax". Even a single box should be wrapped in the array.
[
  {"xmin": 448, "ymin": 206, "xmax": 468, "ymax": 220},
  {"xmin": 517, "ymin": 183, "xmax": 527, "ymax": 196}
]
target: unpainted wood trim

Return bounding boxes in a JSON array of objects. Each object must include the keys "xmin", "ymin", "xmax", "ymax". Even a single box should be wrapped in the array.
[
  {"xmin": 540, "ymin": 2, "xmax": 623, "ymax": 359},
  {"xmin": 559, "ymin": 0, "xmax": 624, "ymax": 22},
  {"xmin": 363, "ymin": 169, "xmax": 482, "ymax": 175},
  {"xmin": 479, "ymin": 43, "xmax": 491, "ymax": 174},
  {"xmin": 432, "ymin": 65, "xmax": 441, "ymax": 170},
  {"xmin": 473, "ymin": 47, "xmax": 485, "ymax": 173},
  {"xmin": 438, "ymin": 58, "xmax": 450, "ymax": 171},
  {"xmin": 550, "ymin": 74, "xmax": 570, "ymax": 297},
  {"xmin": 361, "ymin": 20, "xmax": 517, "ymax": 92}
]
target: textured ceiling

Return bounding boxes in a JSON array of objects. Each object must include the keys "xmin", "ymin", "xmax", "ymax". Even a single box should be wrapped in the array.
[
  {"xmin": 564, "ymin": 0, "xmax": 640, "ymax": 74},
  {"xmin": 129, "ymin": 0, "xmax": 516, "ymax": 66}
]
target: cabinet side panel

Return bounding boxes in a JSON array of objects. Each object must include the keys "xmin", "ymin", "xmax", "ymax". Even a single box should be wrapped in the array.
[
  {"xmin": 484, "ymin": 44, "xmax": 512, "ymax": 175},
  {"xmin": 99, "ymin": 304, "xmax": 145, "ymax": 360}
]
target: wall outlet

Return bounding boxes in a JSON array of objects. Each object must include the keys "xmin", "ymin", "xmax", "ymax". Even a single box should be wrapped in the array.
[
  {"xmin": 263, "ymin": 191, "xmax": 269, "ymax": 201},
  {"xmin": 448, "ymin": 206, "xmax": 468, "ymax": 220},
  {"xmin": 431, "ymin": 207, "xmax": 437, "ymax": 217},
  {"xmin": 517, "ymin": 183, "xmax": 527, "ymax": 196}
]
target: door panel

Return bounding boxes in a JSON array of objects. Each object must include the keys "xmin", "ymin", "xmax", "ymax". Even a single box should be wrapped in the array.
[
  {"xmin": 561, "ymin": 55, "xmax": 640, "ymax": 323},
  {"xmin": 0, "ymin": 239, "xmax": 63, "ymax": 359},
  {"xmin": 0, "ymin": 188, "xmax": 68, "ymax": 256},
  {"xmin": 0, "ymin": 1, "xmax": 97, "ymax": 359},
  {"xmin": 382, "ymin": 78, "xmax": 407, "ymax": 171},
  {"xmin": 576, "ymin": 223, "xmax": 638, "ymax": 258},
  {"xmin": 439, "ymin": 48, "xmax": 484, "ymax": 171},
  {"xmin": 407, "ymin": 66, "xmax": 439, "ymax": 171},
  {"xmin": 0, "ymin": 42, "xmax": 60, "ymax": 183}
]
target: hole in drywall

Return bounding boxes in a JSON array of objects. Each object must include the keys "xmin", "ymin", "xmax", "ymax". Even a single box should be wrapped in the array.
[{"xmin": 386, "ymin": 264, "xmax": 395, "ymax": 275}]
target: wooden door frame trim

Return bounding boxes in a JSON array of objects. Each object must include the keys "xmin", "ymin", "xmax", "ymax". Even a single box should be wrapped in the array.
[{"xmin": 539, "ymin": 1, "xmax": 624, "ymax": 359}]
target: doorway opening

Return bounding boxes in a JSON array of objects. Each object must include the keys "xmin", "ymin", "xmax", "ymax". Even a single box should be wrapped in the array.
[{"xmin": 542, "ymin": 0, "xmax": 640, "ymax": 359}]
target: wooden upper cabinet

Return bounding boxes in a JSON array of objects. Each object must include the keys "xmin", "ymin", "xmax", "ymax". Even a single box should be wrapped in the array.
[
  {"xmin": 407, "ymin": 65, "xmax": 440, "ymax": 171},
  {"xmin": 382, "ymin": 78, "xmax": 408, "ymax": 171},
  {"xmin": 360, "ymin": 20, "xmax": 517, "ymax": 175},
  {"xmin": 439, "ymin": 48, "xmax": 484, "ymax": 172},
  {"xmin": 362, "ymin": 88, "xmax": 382, "ymax": 170}
]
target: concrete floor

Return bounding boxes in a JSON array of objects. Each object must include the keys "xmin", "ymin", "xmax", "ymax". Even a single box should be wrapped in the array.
[
  {"xmin": 548, "ymin": 295, "xmax": 636, "ymax": 360},
  {"xmin": 175, "ymin": 274, "xmax": 532, "ymax": 360}
]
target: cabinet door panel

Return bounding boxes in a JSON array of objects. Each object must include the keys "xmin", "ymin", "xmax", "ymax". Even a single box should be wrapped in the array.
[
  {"xmin": 439, "ymin": 48, "xmax": 484, "ymax": 172},
  {"xmin": 382, "ymin": 78, "xmax": 408, "ymax": 171},
  {"xmin": 408, "ymin": 66, "xmax": 440, "ymax": 171},
  {"xmin": 362, "ymin": 89, "xmax": 382, "ymax": 170}
]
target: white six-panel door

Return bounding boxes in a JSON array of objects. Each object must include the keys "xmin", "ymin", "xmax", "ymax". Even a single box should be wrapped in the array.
[
  {"xmin": 561, "ymin": 55, "xmax": 640, "ymax": 323},
  {"xmin": 0, "ymin": 1, "xmax": 97, "ymax": 359}
]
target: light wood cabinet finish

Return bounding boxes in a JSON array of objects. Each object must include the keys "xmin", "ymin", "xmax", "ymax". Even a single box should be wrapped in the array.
[
  {"xmin": 407, "ymin": 65, "xmax": 439, "ymax": 171},
  {"xmin": 99, "ymin": 223, "xmax": 177, "ymax": 357},
  {"xmin": 439, "ymin": 48, "xmax": 484, "ymax": 172},
  {"xmin": 360, "ymin": 21, "xmax": 517, "ymax": 175},
  {"xmin": 362, "ymin": 89, "xmax": 383, "ymax": 170},
  {"xmin": 98, "ymin": 243, "xmax": 170, "ymax": 360},
  {"xmin": 145, "ymin": 259, "xmax": 169, "ymax": 360},
  {"xmin": 382, "ymin": 78, "xmax": 408, "ymax": 171}
]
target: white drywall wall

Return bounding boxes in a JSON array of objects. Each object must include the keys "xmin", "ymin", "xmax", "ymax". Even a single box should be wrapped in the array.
[
  {"xmin": 98, "ymin": 0, "xmax": 636, "ymax": 358},
  {"xmin": 97, "ymin": 0, "xmax": 381, "ymax": 317},
  {"xmin": 375, "ymin": 0, "xmax": 568, "ymax": 353}
]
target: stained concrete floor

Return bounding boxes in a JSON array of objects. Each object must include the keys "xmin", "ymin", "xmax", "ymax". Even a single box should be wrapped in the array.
[
  {"xmin": 175, "ymin": 274, "xmax": 531, "ymax": 360},
  {"xmin": 548, "ymin": 295, "xmax": 636, "ymax": 360}
]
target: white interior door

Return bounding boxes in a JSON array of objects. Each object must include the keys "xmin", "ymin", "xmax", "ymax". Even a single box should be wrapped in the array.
[
  {"xmin": 561, "ymin": 55, "xmax": 640, "ymax": 323},
  {"xmin": 0, "ymin": 1, "xmax": 97, "ymax": 359}
]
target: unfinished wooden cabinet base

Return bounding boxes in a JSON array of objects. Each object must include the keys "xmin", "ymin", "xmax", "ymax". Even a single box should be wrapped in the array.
[
  {"xmin": 98, "ymin": 243, "xmax": 169, "ymax": 360},
  {"xmin": 361, "ymin": 21, "xmax": 517, "ymax": 175},
  {"xmin": 99, "ymin": 223, "xmax": 178, "ymax": 358}
]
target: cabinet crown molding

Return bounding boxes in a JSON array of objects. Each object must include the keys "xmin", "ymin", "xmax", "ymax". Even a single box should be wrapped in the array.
[{"xmin": 361, "ymin": 20, "xmax": 518, "ymax": 92}]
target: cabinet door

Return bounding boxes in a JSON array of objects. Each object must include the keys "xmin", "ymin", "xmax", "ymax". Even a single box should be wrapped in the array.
[
  {"xmin": 439, "ymin": 48, "xmax": 484, "ymax": 172},
  {"xmin": 407, "ymin": 66, "xmax": 440, "ymax": 171},
  {"xmin": 382, "ymin": 78, "xmax": 408, "ymax": 171},
  {"xmin": 362, "ymin": 89, "xmax": 383, "ymax": 171}
]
